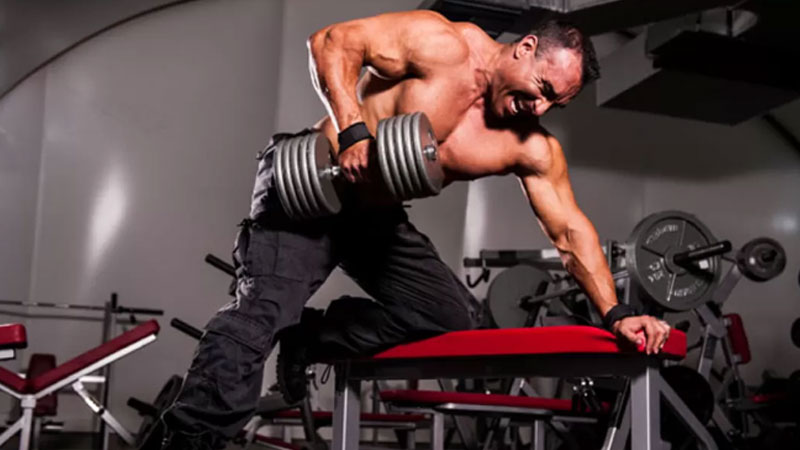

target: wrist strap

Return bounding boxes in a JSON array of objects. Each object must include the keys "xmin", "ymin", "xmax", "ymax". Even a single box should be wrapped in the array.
[
  {"xmin": 603, "ymin": 304, "xmax": 638, "ymax": 331},
  {"xmin": 338, "ymin": 122, "xmax": 373, "ymax": 150}
]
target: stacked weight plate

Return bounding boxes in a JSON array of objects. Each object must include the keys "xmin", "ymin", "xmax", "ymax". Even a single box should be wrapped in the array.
[
  {"xmin": 377, "ymin": 112, "xmax": 445, "ymax": 201},
  {"xmin": 273, "ymin": 132, "xmax": 341, "ymax": 220}
]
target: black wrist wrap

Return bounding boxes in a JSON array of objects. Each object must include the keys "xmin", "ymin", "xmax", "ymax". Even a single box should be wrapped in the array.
[
  {"xmin": 603, "ymin": 304, "xmax": 638, "ymax": 331},
  {"xmin": 338, "ymin": 122, "xmax": 373, "ymax": 150}
]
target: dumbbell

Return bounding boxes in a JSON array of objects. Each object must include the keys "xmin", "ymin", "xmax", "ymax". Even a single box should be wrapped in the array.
[{"xmin": 273, "ymin": 112, "xmax": 444, "ymax": 220}]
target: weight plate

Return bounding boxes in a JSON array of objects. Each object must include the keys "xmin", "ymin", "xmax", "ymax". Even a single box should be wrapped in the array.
[
  {"xmin": 283, "ymin": 135, "xmax": 305, "ymax": 219},
  {"xmin": 412, "ymin": 112, "xmax": 444, "ymax": 196},
  {"xmin": 273, "ymin": 140, "xmax": 296, "ymax": 219},
  {"xmin": 299, "ymin": 133, "xmax": 322, "ymax": 217},
  {"xmin": 290, "ymin": 134, "xmax": 313, "ymax": 218},
  {"xmin": 487, "ymin": 265, "xmax": 552, "ymax": 329},
  {"xmin": 736, "ymin": 237, "xmax": 786, "ymax": 282},
  {"xmin": 625, "ymin": 211, "xmax": 721, "ymax": 312},
  {"xmin": 377, "ymin": 119, "xmax": 398, "ymax": 199},
  {"xmin": 791, "ymin": 318, "xmax": 800, "ymax": 349},
  {"xmin": 385, "ymin": 116, "xmax": 407, "ymax": 200},
  {"xmin": 400, "ymin": 114, "xmax": 423, "ymax": 197},
  {"xmin": 311, "ymin": 132, "xmax": 341, "ymax": 216}
]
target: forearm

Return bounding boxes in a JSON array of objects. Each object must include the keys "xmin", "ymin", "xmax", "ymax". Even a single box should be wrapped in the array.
[
  {"xmin": 307, "ymin": 26, "xmax": 365, "ymax": 132},
  {"xmin": 555, "ymin": 215, "xmax": 617, "ymax": 317}
]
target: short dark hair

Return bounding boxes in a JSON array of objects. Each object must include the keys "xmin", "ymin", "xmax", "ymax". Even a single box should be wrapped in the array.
[{"xmin": 522, "ymin": 19, "xmax": 601, "ymax": 87}]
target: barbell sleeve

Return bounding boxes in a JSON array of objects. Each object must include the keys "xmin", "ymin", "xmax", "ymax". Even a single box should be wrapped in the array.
[
  {"xmin": 205, "ymin": 253, "xmax": 236, "ymax": 277},
  {"xmin": 170, "ymin": 318, "xmax": 203, "ymax": 341},
  {"xmin": 672, "ymin": 241, "xmax": 732, "ymax": 266}
]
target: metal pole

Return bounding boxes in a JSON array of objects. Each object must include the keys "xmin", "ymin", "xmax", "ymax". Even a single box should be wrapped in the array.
[{"xmin": 97, "ymin": 293, "xmax": 117, "ymax": 450}]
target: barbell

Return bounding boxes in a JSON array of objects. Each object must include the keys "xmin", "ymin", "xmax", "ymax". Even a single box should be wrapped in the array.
[{"xmin": 273, "ymin": 112, "xmax": 444, "ymax": 220}]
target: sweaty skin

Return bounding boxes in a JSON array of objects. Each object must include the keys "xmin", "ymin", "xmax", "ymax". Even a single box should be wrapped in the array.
[{"xmin": 307, "ymin": 10, "xmax": 670, "ymax": 353}]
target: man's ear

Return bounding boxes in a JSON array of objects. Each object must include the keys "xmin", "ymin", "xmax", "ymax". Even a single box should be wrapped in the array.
[{"xmin": 514, "ymin": 35, "xmax": 539, "ymax": 59}]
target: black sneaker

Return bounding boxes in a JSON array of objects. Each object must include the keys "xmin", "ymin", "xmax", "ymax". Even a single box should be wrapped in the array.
[{"xmin": 276, "ymin": 308, "xmax": 324, "ymax": 404}]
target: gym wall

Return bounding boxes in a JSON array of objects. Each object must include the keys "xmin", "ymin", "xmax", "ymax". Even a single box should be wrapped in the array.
[{"xmin": 0, "ymin": 0, "xmax": 284, "ymax": 430}]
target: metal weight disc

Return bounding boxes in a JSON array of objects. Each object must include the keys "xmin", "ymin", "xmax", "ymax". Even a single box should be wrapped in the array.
[
  {"xmin": 661, "ymin": 365, "xmax": 715, "ymax": 445},
  {"xmin": 385, "ymin": 116, "xmax": 408, "ymax": 200},
  {"xmin": 299, "ymin": 133, "xmax": 322, "ymax": 217},
  {"xmin": 625, "ymin": 211, "xmax": 721, "ymax": 311},
  {"xmin": 392, "ymin": 115, "xmax": 413, "ymax": 199},
  {"xmin": 736, "ymin": 237, "xmax": 786, "ymax": 282},
  {"xmin": 376, "ymin": 119, "xmax": 399, "ymax": 199},
  {"xmin": 290, "ymin": 134, "xmax": 313, "ymax": 218},
  {"xmin": 284, "ymin": 136, "xmax": 306, "ymax": 219},
  {"xmin": 487, "ymin": 265, "xmax": 552, "ymax": 329},
  {"xmin": 400, "ymin": 114, "xmax": 424, "ymax": 197},
  {"xmin": 273, "ymin": 139, "xmax": 297, "ymax": 219},
  {"xmin": 310, "ymin": 132, "xmax": 341, "ymax": 216},
  {"xmin": 411, "ymin": 112, "xmax": 444, "ymax": 196}
]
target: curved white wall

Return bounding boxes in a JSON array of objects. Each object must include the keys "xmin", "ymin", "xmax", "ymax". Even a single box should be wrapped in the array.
[{"xmin": 0, "ymin": 0, "xmax": 284, "ymax": 429}]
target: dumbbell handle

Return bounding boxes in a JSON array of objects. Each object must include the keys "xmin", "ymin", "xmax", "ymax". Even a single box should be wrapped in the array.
[
  {"xmin": 320, "ymin": 166, "xmax": 341, "ymax": 179},
  {"xmin": 672, "ymin": 241, "xmax": 731, "ymax": 266}
]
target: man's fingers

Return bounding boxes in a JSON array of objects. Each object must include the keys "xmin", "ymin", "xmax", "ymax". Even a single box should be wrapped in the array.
[
  {"xmin": 620, "ymin": 326, "xmax": 642, "ymax": 347},
  {"xmin": 643, "ymin": 320, "xmax": 659, "ymax": 354}
]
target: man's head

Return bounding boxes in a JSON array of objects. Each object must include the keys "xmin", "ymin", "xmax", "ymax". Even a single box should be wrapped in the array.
[{"xmin": 489, "ymin": 20, "xmax": 600, "ymax": 119}]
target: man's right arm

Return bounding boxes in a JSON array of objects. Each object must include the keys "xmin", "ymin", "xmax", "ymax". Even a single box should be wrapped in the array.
[{"xmin": 307, "ymin": 10, "xmax": 465, "ymax": 133}]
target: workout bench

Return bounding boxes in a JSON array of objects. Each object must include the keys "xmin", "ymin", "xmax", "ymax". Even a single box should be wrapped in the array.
[
  {"xmin": 330, "ymin": 325, "xmax": 718, "ymax": 450},
  {"xmin": 0, "ymin": 320, "xmax": 159, "ymax": 450}
]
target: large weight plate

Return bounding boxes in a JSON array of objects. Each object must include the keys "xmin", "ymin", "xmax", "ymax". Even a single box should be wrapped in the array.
[
  {"xmin": 299, "ymin": 133, "xmax": 322, "ymax": 216},
  {"xmin": 273, "ymin": 140, "xmax": 296, "ymax": 219},
  {"xmin": 625, "ymin": 211, "xmax": 721, "ymax": 311},
  {"xmin": 393, "ymin": 115, "xmax": 414, "ymax": 199},
  {"xmin": 290, "ymin": 134, "xmax": 313, "ymax": 218},
  {"xmin": 400, "ymin": 114, "xmax": 424, "ymax": 197},
  {"xmin": 661, "ymin": 366, "xmax": 714, "ymax": 446},
  {"xmin": 385, "ymin": 116, "xmax": 408, "ymax": 200},
  {"xmin": 487, "ymin": 265, "xmax": 552, "ymax": 329},
  {"xmin": 411, "ymin": 112, "xmax": 444, "ymax": 196},
  {"xmin": 377, "ymin": 120, "xmax": 398, "ymax": 199},
  {"xmin": 310, "ymin": 132, "xmax": 341, "ymax": 216},
  {"xmin": 283, "ymin": 135, "xmax": 305, "ymax": 219},
  {"xmin": 736, "ymin": 237, "xmax": 786, "ymax": 282}
]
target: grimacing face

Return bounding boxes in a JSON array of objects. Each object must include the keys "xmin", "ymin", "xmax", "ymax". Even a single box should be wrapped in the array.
[{"xmin": 491, "ymin": 35, "xmax": 584, "ymax": 119}]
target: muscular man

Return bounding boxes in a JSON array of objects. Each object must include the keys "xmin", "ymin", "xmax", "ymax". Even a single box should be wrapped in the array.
[{"xmin": 154, "ymin": 10, "xmax": 670, "ymax": 450}]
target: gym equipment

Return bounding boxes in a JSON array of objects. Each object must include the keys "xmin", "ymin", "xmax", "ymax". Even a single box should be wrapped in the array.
[
  {"xmin": 274, "ymin": 131, "xmax": 341, "ymax": 220},
  {"xmin": 736, "ymin": 237, "xmax": 786, "ymax": 282},
  {"xmin": 0, "ymin": 320, "xmax": 160, "ymax": 450},
  {"xmin": 376, "ymin": 112, "xmax": 443, "ymax": 202},
  {"xmin": 128, "ymin": 375, "xmax": 183, "ymax": 448},
  {"xmin": 486, "ymin": 265, "xmax": 551, "ymax": 329},
  {"xmin": 661, "ymin": 365, "xmax": 715, "ymax": 445},
  {"xmin": 624, "ymin": 210, "xmax": 729, "ymax": 312},
  {"xmin": 273, "ymin": 112, "xmax": 444, "ymax": 220},
  {"xmin": 792, "ymin": 318, "xmax": 800, "ymax": 348}
]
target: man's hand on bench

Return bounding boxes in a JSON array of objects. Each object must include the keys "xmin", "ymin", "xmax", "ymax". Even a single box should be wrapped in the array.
[{"xmin": 613, "ymin": 315, "xmax": 671, "ymax": 355}]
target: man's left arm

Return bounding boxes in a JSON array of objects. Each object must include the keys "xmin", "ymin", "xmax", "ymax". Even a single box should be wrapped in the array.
[{"xmin": 514, "ymin": 135, "xmax": 670, "ymax": 354}]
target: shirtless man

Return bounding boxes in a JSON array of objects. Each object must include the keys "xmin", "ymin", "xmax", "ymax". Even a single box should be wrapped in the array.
[{"xmin": 154, "ymin": 10, "xmax": 671, "ymax": 450}]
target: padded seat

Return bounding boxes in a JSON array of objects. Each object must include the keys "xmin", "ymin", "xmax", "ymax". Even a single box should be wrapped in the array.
[
  {"xmin": 371, "ymin": 325, "xmax": 686, "ymax": 360},
  {"xmin": 270, "ymin": 409, "xmax": 428, "ymax": 423},
  {"xmin": 380, "ymin": 390, "xmax": 608, "ymax": 415},
  {"xmin": 0, "ymin": 324, "xmax": 27, "ymax": 350},
  {"xmin": 0, "ymin": 320, "xmax": 159, "ymax": 394}
]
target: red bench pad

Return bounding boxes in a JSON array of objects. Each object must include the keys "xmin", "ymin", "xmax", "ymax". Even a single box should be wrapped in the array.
[
  {"xmin": 0, "ymin": 324, "xmax": 27, "ymax": 350},
  {"xmin": 0, "ymin": 321, "xmax": 159, "ymax": 394},
  {"xmin": 381, "ymin": 390, "xmax": 608, "ymax": 414},
  {"xmin": 724, "ymin": 314, "xmax": 751, "ymax": 365},
  {"xmin": 269, "ymin": 409, "xmax": 427, "ymax": 423},
  {"xmin": 29, "ymin": 320, "xmax": 159, "ymax": 392},
  {"xmin": 372, "ymin": 326, "xmax": 686, "ymax": 360}
]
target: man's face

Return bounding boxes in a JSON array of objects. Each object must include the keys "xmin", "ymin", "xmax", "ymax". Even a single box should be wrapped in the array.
[{"xmin": 491, "ymin": 36, "xmax": 583, "ymax": 119}]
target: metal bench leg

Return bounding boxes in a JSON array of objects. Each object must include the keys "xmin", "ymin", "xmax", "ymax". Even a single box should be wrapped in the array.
[
  {"xmin": 630, "ymin": 362, "xmax": 665, "ymax": 450},
  {"xmin": 332, "ymin": 365, "xmax": 361, "ymax": 450},
  {"xmin": 430, "ymin": 412, "xmax": 445, "ymax": 450},
  {"xmin": 19, "ymin": 396, "xmax": 35, "ymax": 450},
  {"xmin": 530, "ymin": 420, "xmax": 545, "ymax": 450}
]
